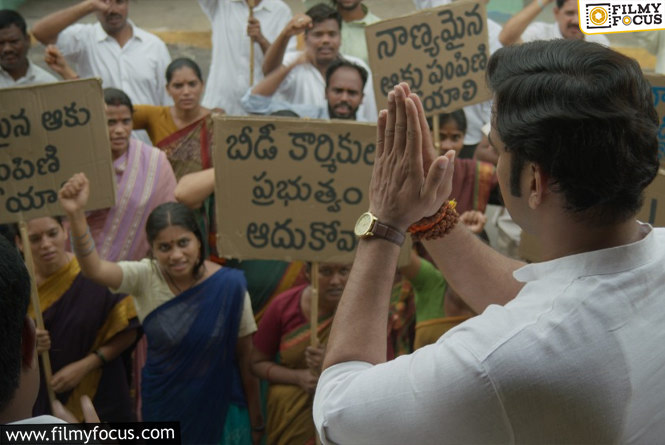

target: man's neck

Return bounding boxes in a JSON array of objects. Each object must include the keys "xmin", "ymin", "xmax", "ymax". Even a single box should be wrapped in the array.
[
  {"xmin": 338, "ymin": 3, "xmax": 366, "ymax": 22},
  {"xmin": 535, "ymin": 211, "xmax": 644, "ymax": 261},
  {"xmin": 108, "ymin": 23, "xmax": 133, "ymax": 48},
  {"xmin": 6, "ymin": 59, "xmax": 29, "ymax": 81}
]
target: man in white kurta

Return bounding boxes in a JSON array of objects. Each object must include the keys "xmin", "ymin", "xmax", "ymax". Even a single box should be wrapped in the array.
[
  {"xmin": 198, "ymin": 0, "xmax": 293, "ymax": 115},
  {"xmin": 276, "ymin": 50, "xmax": 376, "ymax": 122},
  {"xmin": 313, "ymin": 39, "xmax": 665, "ymax": 444},
  {"xmin": 31, "ymin": 0, "xmax": 171, "ymax": 106}
]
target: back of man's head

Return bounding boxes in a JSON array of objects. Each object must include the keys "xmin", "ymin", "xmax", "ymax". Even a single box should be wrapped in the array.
[
  {"xmin": 0, "ymin": 235, "xmax": 31, "ymax": 413},
  {"xmin": 0, "ymin": 9, "xmax": 27, "ymax": 35},
  {"xmin": 306, "ymin": 3, "xmax": 342, "ymax": 31},
  {"xmin": 487, "ymin": 39, "xmax": 659, "ymax": 225}
]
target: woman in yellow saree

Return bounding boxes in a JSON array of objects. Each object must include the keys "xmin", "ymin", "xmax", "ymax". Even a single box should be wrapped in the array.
[{"xmin": 250, "ymin": 263, "xmax": 351, "ymax": 445}]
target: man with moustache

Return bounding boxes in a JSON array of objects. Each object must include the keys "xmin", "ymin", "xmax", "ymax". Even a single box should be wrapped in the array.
[
  {"xmin": 262, "ymin": 3, "xmax": 377, "ymax": 122},
  {"xmin": 32, "ymin": 0, "xmax": 171, "ymax": 106},
  {"xmin": 0, "ymin": 10, "xmax": 56, "ymax": 87},
  {"xmin": 499, "ymin": 0, "xmax": 609, "ymax": 46},
  {"xmin": 242, "ymin": 57, "xmax": 367, "ymax": 120}
]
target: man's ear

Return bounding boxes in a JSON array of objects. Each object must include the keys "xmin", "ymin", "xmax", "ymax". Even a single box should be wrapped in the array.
[
  {"xmin": 527, "ymin": 163, "xmax": 548, "ymax": 209},
  {"xmin": 21, "ymin": 316, "xmax": 36, "ymax": 369},
  {"xmin": 15, "ymin": 234, "xmax": 23, "ymax": 254}
]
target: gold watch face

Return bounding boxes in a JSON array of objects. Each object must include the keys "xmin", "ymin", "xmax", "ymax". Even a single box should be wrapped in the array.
[{"xmin": 354, "ymin": 212, "xmax": 375, "ymax": 237}]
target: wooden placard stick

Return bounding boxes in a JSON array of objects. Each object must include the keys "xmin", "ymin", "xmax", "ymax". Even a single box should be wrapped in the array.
[
  {"xmin": 18, "ymin": 220, "xmax": 57, "ymax": 408},
  {"xmin": 248, "ymin": 0, "xmax": 256, "ymax": 86},
  {"xmin": 432, "ymin": 114, "xmax": 441, "ymax": 152},
  {"xmin": 310, "ymin": 262, "xmax": 319, "ymax": 348}
]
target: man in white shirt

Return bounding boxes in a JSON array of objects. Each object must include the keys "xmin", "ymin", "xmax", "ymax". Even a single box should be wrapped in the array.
[
  {"xmin": 263, "ymin": 3, "xmax": 377, "ymax": 122},
  {"xmin": 31, "ymin": 0, "xmax": 171, "ymax": 106},
  {"xmin": 242, "ymin": 56, "xmax": 367, "ymax": 120},
  {"xmin": 500, "ymin": 0, "xmax": 609, "ymax": 46},
  {"xmin": 0, "ymin": 10, "xmax": 57, "ymax": 87},
  {"xmin": 198, "ymin": 0, "xmax": 293, "ymax": 115},
  {"xmin": 313, "ymin": 39, "xmax": 665, "ymax": 443}
]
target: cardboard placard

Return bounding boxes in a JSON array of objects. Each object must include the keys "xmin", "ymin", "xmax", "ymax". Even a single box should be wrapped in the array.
[
  {"xmin": 365, "ymin": 0, "xmax": 492, "ymax": 116},
  {"xmin": 645, "ymin": 74, "xmax": 665, "ymax": 167},
  {"xmin": 0, "ymin": 79, "xmax": 115, "ymax": 224},
  {"xmin": 213, "ymin": 116, "xmax": 410, "ymax": 263}
]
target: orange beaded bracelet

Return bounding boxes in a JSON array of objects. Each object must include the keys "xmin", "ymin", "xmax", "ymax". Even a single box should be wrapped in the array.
[{"xmin": 408, "ymin": 200, "xmax": 459, "ymax": 241}]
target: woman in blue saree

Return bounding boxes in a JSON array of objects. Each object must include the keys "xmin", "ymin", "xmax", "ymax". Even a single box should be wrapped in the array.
[{"xmin": 58, "ymin": 173, "xmax": 264, "ymax": 445}]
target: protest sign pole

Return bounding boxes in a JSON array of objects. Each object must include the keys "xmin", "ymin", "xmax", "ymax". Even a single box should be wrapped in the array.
[
  {"xmin": 310, "ymin": 262, "xmax": 319, "ymax": 347},
  {"xmin": 309, "ymin": 262, "xmax": 322, "ymax": 445},
  {"xmin": 18, "ymin": 220, "xmax": 57, "ymax": 409},
  {"xmin": 249, "ymin": 0, "xmax": 256, "ymax": 87}
]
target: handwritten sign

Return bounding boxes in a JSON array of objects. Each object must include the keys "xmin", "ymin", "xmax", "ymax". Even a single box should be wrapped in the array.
[
  {"xmin": 365, "ymin": 0, "xmax": 491, "ymax": 116},
  {"xmin": 646, "ymin": 74, "xmax": 665, "ymax": 167},
  {"xmin": 214, "ymin": 116, "xmax": 409, "ymax": 263},
  {"xmin": 0, "ymin": 79, "xmax": 115, "ymax": 224}
]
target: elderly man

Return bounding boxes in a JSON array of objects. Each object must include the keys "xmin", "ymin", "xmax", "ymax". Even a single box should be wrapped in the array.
[
  {"xmin": 242, "ymin": 57, "xmax": 367, "ymax": 120},
  {"xmin": 32, "ymin": 0, "xmax": 171, "ymax": 106},
  {"xmin": 0, "ymin": 10, "xmax": 56, "ymax": 87},
  {"xmin": 499, "ymin": 0, "xmax": 609, "ymax": 46},
  {"xmin": 262, "ymin": 3, "xmax": 376, "ymax": 122},
  {"xmin": 313, "ymin": 40, "xmax": 665, "ymax": 443}
]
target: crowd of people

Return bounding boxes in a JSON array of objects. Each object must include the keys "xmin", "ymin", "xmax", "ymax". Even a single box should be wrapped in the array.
[{"xmin": 1, "ymin": 0, "xmax": 664, "ymax": 444}]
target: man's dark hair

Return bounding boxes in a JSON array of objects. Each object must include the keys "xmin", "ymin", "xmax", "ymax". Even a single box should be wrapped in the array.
[
  {"xmin": 0, "ymin": 9, "xmax": 27, "ymax": 36},
  {"xmin": 103, "ymin": 87, "xmax": 134, "ymax": 114},
  {"xmin": 555, "ymin": 0, "xmax": 567, "ymax": 8},
  {"xmin": 306, "ymin": 3, "xmax": 342, "ymax": 32},
  {"xmin": 487, "ymin": 39, "xmax": 659, "ymax": 225},
  {"xmin": 325, "ymin": 58, "xmax": 368, "ymax": 90},
  {"xmin": 0, "ymin": 236, "xmax": 31, "ymax": 412}
]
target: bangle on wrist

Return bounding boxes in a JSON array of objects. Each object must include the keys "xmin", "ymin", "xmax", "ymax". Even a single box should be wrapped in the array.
[{"xmin": 94, "ymin": 349, "xmax": 107, "ymax": 366}]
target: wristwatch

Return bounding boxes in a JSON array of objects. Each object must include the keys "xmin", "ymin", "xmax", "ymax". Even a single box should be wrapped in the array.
[{"xmin": 354, "ymin": 212, "xmax": 405, "ymax": 246}]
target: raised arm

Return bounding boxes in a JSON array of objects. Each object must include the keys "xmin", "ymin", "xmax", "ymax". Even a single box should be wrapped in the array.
[
  {"xmin": 32, "ymin": 0, "xmax": 109, "ymax": 45},
  {"xmin": 175, "ymin": 168, "xmax": 215, "ymax": 209},
  {"xmin": 58, "ymin": 173, "xmax": 124, "ymax": 289},
  {"xmin": 252, "ymin": 51, "xmax": 309, "ymax": 96},
  {"xmin": 323, "ymin": 85, "xmax": 456, "ymax": 369},
  {"xmin": 498, "ymin": 0, "xmax": 552, "ymax": 46},
  {"xmin": 44, "ymin": 45, "xmax": 78, "ymax": 80},
  {"xmin": 262, "ymin": 13, "xmax": 312, "ymax": 75}
]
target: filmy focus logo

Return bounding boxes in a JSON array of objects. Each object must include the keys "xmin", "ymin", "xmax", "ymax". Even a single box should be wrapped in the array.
[{"xmin": 579, "ymin": 1, "xmax": 665, "ymax": 34}]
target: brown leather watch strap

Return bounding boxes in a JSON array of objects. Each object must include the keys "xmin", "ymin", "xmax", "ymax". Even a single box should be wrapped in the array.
[{"xmin": 371, "ymin": 220, "xmax": 405, "ymax": 246}]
